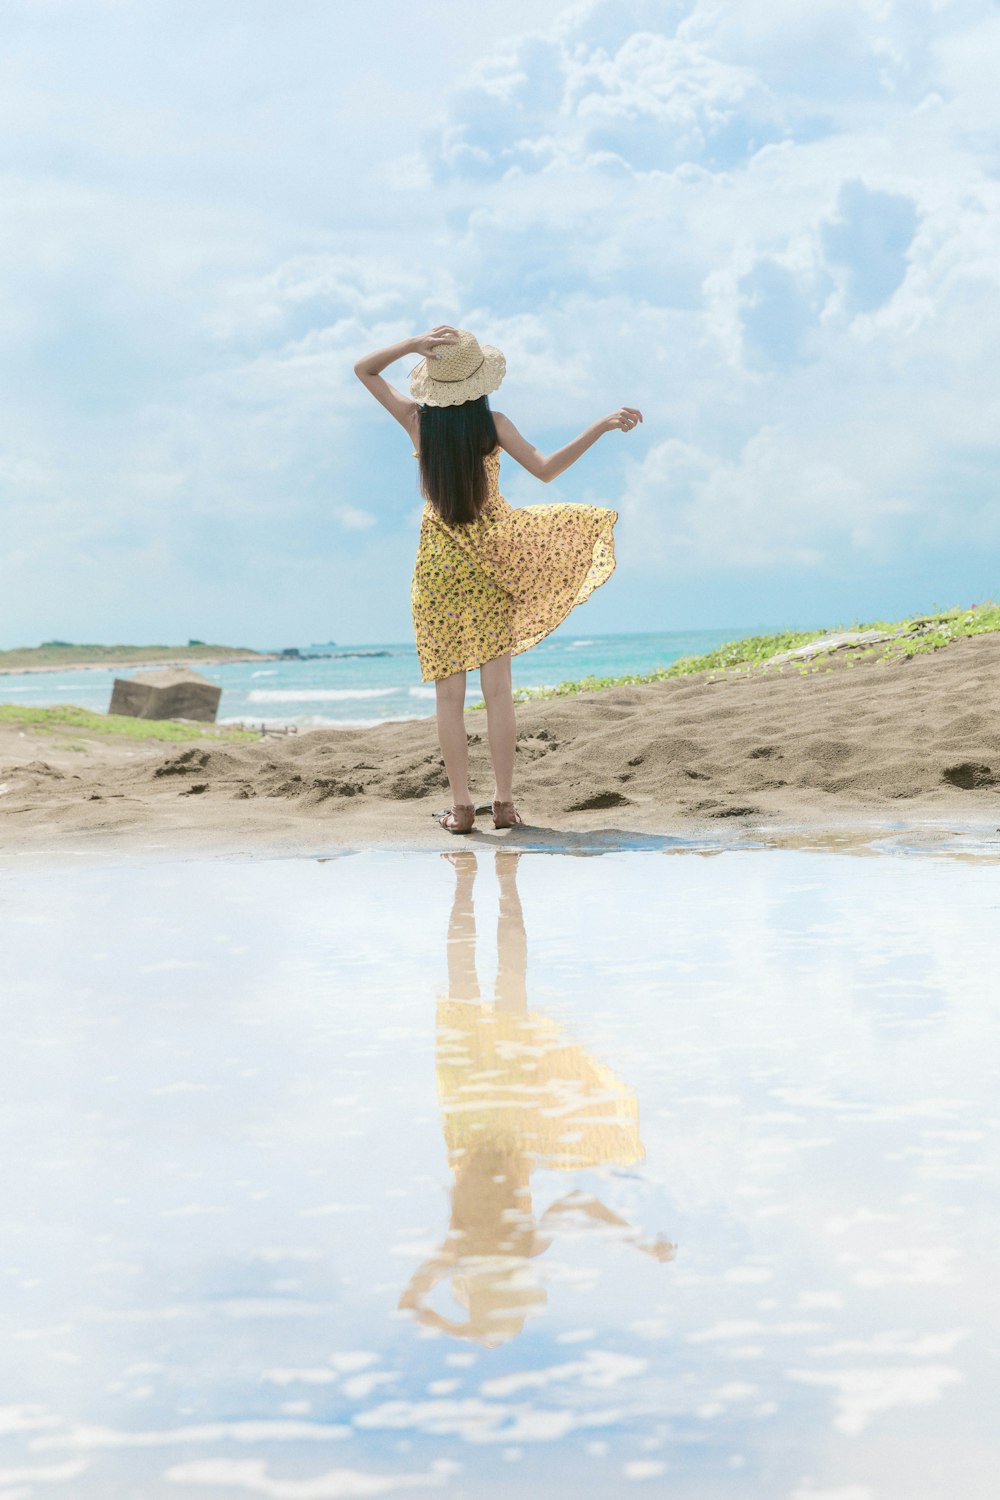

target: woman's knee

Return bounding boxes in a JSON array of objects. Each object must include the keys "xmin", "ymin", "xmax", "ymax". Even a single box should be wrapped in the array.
[
  {"xmin": 479, "ymin": 655, "xmax": 512, "ymax": 702},
  {"xmin": 435, "ymin": 671, "xmax": 467, "ymax": 708}
]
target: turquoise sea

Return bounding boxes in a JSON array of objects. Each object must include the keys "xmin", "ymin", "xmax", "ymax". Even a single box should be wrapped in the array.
[{"xmin": 0, "ymin": 626, "xmax": 765, "ymax": 727}]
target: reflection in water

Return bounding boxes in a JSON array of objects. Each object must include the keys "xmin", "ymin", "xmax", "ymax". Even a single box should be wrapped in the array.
[
  {"xmin": 400, "ymin": 851, "xmax": 674, "ymax": 1346},
  {"xmin": 0, "ymin": 849, "xmax": 996, "ymax": 1496}
]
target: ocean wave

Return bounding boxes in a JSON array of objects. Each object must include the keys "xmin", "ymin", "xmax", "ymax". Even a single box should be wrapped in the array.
[
  {"xmin": 247, "ymin": 688, "xmax": 399, "ymax": 703},
  {"xmin": 251, "ymin": 669, "xmax": 277, "ymax": 678},
  {"xmin": 408, "ymin": 686, "xmax": 437, "ymax": 699},
  {"xmin": 568, "ymin": 640, "xmax": 595, "ymax": 647},
  {"xmin": 328, "ymin": 649, "xmax": 393, "ymax": 659}
]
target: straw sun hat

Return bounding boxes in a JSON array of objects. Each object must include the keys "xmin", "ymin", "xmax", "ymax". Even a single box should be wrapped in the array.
[{"xmin": 409, "ymin": 328, "xmax": 506, "ymax": 407}]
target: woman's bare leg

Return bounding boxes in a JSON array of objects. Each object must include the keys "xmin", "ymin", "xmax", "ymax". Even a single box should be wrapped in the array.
[
  {"xmin": 435, "ymin": 670, "xmax": 472, "ymax": 807},
  {"xmin": 479, "ymin": 654, "xmax": 516, "ymax": 804}
]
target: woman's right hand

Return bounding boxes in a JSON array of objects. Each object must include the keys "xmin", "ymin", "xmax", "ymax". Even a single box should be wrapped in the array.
[
  {"xmin": 603, "ymin": 407, "xmax": 643, "ymax": 433},
  {"xmin": 412, "ymin": 326, "xmax": 461, "ymax": 360}
]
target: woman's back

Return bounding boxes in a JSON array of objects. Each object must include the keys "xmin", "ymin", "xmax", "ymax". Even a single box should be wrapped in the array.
[{"xmin": 417, "ymin": 395, "xmax": 499, "ymax": 526}]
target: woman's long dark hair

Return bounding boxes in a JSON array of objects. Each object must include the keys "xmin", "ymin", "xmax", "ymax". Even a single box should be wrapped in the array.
[{"xmin": 418, "ymin": 396, "xmax": 498, "ymax": 526}]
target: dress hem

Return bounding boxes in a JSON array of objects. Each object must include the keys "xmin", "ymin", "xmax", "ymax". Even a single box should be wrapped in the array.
[{"xmin": 417, "ymin": 509, "xmax": 619, "ymax": 683}]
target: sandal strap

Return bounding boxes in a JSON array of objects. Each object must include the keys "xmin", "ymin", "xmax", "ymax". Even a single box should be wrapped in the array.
[
  {"xmin": 439, "ymin": 804, "xmax": 476, "ymax": 832},
  {"xmin": 492, "ymin": 799, "xmax": 523, "ymax": 826}
]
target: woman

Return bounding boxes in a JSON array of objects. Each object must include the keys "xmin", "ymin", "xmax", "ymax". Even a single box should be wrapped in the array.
[{"xmin": 353, "ymin": 324, "xmax": 642, "ymax": 834}]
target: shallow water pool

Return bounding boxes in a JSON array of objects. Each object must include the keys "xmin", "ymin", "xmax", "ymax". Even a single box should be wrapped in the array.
[{"xmin": 1, "ymin": 847, "xmax": 997, "ymax": 1499}]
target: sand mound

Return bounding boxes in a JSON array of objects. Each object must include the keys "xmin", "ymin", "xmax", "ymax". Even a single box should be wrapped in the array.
[{"xmin": 2, "ymin": 632, "xmax": 999, "ymax": 853}]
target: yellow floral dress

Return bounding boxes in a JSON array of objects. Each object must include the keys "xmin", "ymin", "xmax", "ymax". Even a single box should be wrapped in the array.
[{"xmin": 411, "ymin": 447, "xmax": 618, "ymax": 682}]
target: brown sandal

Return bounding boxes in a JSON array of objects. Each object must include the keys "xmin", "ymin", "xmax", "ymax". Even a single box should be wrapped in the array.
[
  {"xmin": 438, "ymin": 804, "xmax": 476, "ymax": 835},
  {"xmin": 492, "ymin": 800, "xmax": 523, "ymax": 830}
]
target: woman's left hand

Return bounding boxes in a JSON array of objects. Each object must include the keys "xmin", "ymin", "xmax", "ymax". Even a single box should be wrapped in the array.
[{"xmin": 604, "ymin": 407, "xmax": 643, "ymax": 433}]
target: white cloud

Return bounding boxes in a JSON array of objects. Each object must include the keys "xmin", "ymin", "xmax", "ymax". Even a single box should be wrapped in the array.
[
  {"xmin": 0, "ymin": 1460, "xmax": 88, "ymax": 1486},
  {"xmin": 618, "ymin": 426, "xmax": 912, "ymax": 570}
]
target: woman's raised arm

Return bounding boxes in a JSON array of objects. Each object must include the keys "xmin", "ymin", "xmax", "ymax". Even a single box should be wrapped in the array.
[
  {"xmin": 353, "ymin": 326, "xmax": 459, "ymax": 431},
  {"xmin": 493, "ymin": 406, "xmax": 642, "ymax": 484}
]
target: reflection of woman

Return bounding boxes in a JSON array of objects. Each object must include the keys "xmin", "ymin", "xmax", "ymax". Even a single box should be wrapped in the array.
[{"xmin": 399, "ymin": 851, "xmax": 673, "ymax": 1347}]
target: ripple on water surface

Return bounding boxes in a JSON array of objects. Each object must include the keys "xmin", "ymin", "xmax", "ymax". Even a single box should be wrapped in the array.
[{"xmin": 0, "ymin": 847, "xmax": 997, "ymax": 1499}]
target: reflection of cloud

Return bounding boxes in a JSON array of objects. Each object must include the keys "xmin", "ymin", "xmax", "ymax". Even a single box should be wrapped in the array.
[
  {"xmin": 787, "ymin": 1364, "xmax": 963, "ymax": 1436},
  {"xmin": 163, "ymin": 1458, "xmax": 456, "ymax": 1497},
  {"xmin": 34, "ymin": 1420, "xmax": 352, "ymax": 1450},
  {"xmin": 807, "ymin": 1331, "xmax": 967, "ymax": 1359},
  {"xmin": 851, "ymin": 1247, "xmax": 960, "ymax": 1288},
  {"xmin": 623, "ymin": 1459, "xmax": 667, "ymax": 1480},
  {"xmin": 480, "ymin": 1350, "xmax": 647, "ymax": 1397},
  {"xmin": 687, "ymin": 1319, "xmax": 825, "ymax": 1345},
  {"xmin": 354, "ymin": 1397, "xmax": 621, "ymax": 1444},
  {"xmin": 790, "ymin": 1486, "xmax": 874, "ymax": 1500}
]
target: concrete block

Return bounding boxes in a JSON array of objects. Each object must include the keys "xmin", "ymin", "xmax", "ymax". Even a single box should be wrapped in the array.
[{"xmin": 109, "ymin": 668, "xmax": 221, "ymax": 723}]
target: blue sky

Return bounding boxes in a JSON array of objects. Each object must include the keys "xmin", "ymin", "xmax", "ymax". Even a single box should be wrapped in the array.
[{"xmin": 2, "ymin": 0, "xmax": 999, "ymax": 649}]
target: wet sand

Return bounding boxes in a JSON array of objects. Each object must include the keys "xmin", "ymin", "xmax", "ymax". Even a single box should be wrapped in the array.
[{"xmin": 1, "ymin": 632, "xmax": 998, "ymax": 856}]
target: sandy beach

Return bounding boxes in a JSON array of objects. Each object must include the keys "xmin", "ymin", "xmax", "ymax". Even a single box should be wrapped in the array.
[{"xmin": 2, "ymin": 630, "xmax": 998, "ymax": 857}]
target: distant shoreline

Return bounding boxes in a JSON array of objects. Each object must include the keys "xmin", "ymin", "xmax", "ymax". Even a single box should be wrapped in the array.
[{"xmin": 0, "ymin": 649, "xmax": 278, "ymax": 677}]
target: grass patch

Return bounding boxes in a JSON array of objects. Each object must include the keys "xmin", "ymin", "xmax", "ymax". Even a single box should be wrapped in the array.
[
  {"xmin": 0, "ymin": 704, "xmax": 261, "ymax": 743},
  {"xmin": 864, "ymin": 601, "xmax": 1000, "ymax": 659},
  {"xmin": 472, "ymin": 600, "xmax": 1000, "ymax": 707},
  {"xmin": 0, "ymin": 642, "xmax": 269, "ymax": 670}
]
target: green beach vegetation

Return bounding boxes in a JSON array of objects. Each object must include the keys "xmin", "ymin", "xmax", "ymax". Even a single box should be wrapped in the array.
[
  {"xmin": 0, "ymin": 704, "xmax": 260, "ymax": 743},
  {"xmin": 0, "ymin": 642, "xmax": 270, "ymax": 671},
  {"xmin": 479, "ymin": 600, "xmax": 1000, "ymax": 707}
]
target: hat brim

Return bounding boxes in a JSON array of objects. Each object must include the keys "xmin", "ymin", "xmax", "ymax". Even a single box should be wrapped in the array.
[{"xmin": 408, "ymin": 345, "xmax": 506, "ymax": 407}]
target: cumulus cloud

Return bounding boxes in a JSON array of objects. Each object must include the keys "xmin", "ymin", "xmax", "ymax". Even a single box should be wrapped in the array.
[{"xmin": 4, "ymin": 0, "xmax": 1000, "ymax": 642}]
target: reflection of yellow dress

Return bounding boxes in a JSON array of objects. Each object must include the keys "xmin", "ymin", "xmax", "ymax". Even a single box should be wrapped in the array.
[{"xmin": 435, "ymin": 999, "xmax": 643, "ymax": 1171}]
